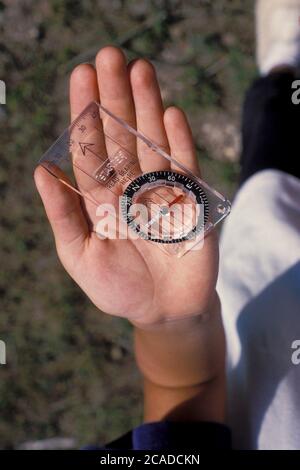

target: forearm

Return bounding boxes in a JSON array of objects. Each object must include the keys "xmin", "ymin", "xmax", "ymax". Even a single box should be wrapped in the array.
[{"xmin": 133, "ymin": 293, "xmax": 226, "ymax": 423}]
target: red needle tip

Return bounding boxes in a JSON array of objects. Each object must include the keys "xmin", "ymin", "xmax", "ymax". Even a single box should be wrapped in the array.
[{"xmin": 168, "ymin": 194, "xmax": 184, "ymax": 207}]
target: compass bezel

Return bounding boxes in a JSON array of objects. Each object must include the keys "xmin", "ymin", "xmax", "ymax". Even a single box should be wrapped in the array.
[{"xmin": 121, "ymin": 170, "xmax": 209, "ymax": 244}]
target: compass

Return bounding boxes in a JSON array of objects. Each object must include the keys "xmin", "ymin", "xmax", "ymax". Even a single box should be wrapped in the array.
[
  {"xmin": 121, "ymin": 170, "xmax": 209, "ymax": 244},
  {"xmin": 39, "ymin": 101, "xmax": 230, "ymax": 256}
]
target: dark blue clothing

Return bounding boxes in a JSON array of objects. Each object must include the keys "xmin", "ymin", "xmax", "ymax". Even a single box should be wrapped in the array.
[
  {"xmin": 240, "ymin": 71, "xmax": 300, "ymax": 184},
  {"xmin": 85, "ymin": 421, "xmax": 231, "ymax": 450}
]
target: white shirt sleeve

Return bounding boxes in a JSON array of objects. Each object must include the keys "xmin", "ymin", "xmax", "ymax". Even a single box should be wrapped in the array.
[{"xmin": 217, "ymin": 169, "xmax": 300, "ymax": 449}]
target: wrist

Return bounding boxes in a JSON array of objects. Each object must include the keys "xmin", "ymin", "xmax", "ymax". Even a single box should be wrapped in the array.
[
  {"xmin": 131, "ymin": 291, "xmax": 220, "ymax": 332},
  {"xmin": 133, "ymin": 292, "xmax": 225, "ymax": 389}
]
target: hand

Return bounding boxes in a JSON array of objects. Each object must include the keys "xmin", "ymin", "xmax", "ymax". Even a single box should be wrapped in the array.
[{"xmin": 34, "ymin": 46, "xmax": 219, "ymax": 328}]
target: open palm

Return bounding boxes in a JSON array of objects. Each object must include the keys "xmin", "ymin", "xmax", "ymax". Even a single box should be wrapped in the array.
[{"xmin": 35, "ymin": 47, "xmax": 219, "ymax": 327}]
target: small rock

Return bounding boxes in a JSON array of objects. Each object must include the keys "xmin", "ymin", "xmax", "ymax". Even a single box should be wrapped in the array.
[
  {"xmin": 222, "ymin": 33, "xmax": 236, "ymax": 48},
  {"xmin": 17, "ymin": 437, "xmax": 77, "ymax": 450},
  {"xmin": 110, "ymin": 345, "xmax": 123, "ymax": 361}
]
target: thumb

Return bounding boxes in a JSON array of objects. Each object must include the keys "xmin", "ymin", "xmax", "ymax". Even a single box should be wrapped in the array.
[{"xmin": 34, "ymin": 165, "xmax": 89, "ymax": 251}]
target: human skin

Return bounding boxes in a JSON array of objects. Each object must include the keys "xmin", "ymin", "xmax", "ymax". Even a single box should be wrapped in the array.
[{"xmin": 34, "ymin": 46, "xmax": 226, "ymax": 424}]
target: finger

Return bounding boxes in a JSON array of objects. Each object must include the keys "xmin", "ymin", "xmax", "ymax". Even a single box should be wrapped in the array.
[
  {"xmin": 34, "ymin": 165, "xmax": 89, "ymax": 250},
  {"xmin": 129, "ymin": 59, "xmax": 170, "ymax": 172},
  {"xmin": 95, "ymin": 46, "xmax": 139, "ymax": 173},
  {"xmin": 164, "ymin": 106, "xmax": 200, "ymax": 176},
  {"xmin": 70, "ymin": 63, "xmax": 111, "ymax": 218},
  {"xmin": 70, "ymin": 63, "xmax": 99, "ymax": 120}
]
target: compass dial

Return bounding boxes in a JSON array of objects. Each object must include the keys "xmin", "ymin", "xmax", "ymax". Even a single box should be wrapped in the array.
[{"xmin": 121, "ymin": 171, "xmax": 209, "ymax": 244}]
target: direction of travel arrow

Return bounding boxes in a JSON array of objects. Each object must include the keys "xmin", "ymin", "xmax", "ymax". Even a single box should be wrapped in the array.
[{"xmin": 79, "ymin": 142, "xmax": 95, "ymax": 156}]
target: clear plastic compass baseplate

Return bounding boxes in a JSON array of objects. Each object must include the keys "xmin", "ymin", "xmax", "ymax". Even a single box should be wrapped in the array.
[{"xmin": 38, "ymin": 101, "xmax": 231, "ymax": 257}]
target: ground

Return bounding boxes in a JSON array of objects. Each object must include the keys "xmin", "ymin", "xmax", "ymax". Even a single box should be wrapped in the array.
[{"xmin": 0, "ymin": 0, "xmax": 255, "ymax": 449}]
